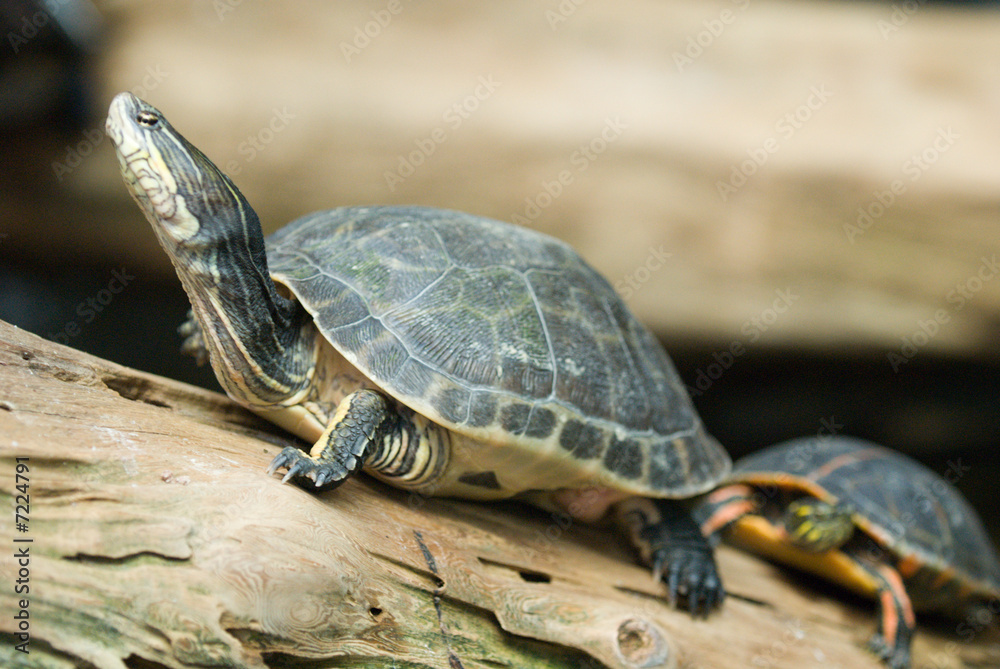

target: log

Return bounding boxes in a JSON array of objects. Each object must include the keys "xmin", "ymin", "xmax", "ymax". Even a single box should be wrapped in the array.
[
  {"xmin": 7, "ymin": 0, "xmax": 999, "ymax": 361},
  {"xmin": 0, "ymin": 319, "xmax": 996, "ymax": 668}
]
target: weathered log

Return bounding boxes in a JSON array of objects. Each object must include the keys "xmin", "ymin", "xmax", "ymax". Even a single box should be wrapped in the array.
[{"xmin": 0, "ymin": 319, "xmax": 996, "ymax": 668}]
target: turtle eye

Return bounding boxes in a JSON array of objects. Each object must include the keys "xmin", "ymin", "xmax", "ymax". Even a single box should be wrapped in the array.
[{"xmin": 136, "ymin": 111, "xmax": 160, "ymax": 128}]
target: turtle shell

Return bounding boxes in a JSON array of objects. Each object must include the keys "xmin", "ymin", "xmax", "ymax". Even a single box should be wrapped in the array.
[
  {"xmin": 264, "ymin": 205, "xmax": 729, "ymax": 497},
  {"xmin": 731, "ymin": 437, "xmax": 1000, "ymax": 609}
]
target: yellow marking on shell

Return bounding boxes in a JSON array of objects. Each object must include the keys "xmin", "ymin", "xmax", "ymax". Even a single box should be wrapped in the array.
[{"xmin": 726, "ymin": 515, "xmax": 882, "ymax": 600}]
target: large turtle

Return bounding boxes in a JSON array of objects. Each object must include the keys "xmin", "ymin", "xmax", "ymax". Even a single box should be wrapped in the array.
[
  {"xmin": 105, "ymin": 92, "xmax": 732, "ymax": 613},
  {"xmin": 697, "ymin": 436, "xmax": 1000, "ymax": 668}
]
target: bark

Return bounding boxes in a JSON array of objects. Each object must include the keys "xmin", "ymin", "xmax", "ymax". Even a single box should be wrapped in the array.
[{"xmin": 0, "ymin": 320, "xmax": 995, "ymax": 668}]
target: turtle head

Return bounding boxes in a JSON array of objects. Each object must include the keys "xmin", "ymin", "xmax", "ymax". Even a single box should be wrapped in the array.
[
  {"xmin": 106, "ymin": 92, "xmax": 314, "ymax": 407},
  {"xmin": 782, "ymin": 497, "xmax": 854, "ymax": 553},
  {"xmin": 105, "ymin": 92, "xmax": 257, "ymax": 252}
]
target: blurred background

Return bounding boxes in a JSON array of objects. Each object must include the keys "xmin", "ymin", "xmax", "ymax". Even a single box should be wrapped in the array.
[{"xmin": 1, "ymin": 1, "xmax": 999, "ymax": 538}]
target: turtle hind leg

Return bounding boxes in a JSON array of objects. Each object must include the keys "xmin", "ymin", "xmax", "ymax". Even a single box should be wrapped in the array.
[
  {"xmin": 617, "ymin": 497, "xmax": 725, "ymax": 618},
  {"xmin": 860, "ymin": 561, "xmax": 916, "ymax": 669},
  {"xmin": 267, "ymin": 389, "xmax": 399, "ymax": 489}
]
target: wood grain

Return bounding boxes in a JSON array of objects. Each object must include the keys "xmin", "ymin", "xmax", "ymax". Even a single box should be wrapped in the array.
[{"xmin": 0, "ymin": 320, "xmax": 996, "ymax": 668}]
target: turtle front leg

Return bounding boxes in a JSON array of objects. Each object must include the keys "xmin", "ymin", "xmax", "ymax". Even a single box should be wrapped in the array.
[
  {"xmin": 858, "ymin": 560, "xmax": 916, "ymax": 669},
  {"xmin": 178, "ymin": 310, "xmax": 209, "ymax": 366},
  {"xmin": 693, "ymin": 483, "xmax": 758, "ymax": 538},
  {"xmin": 617, "ymin": 497, "xmax": 725, "ymax": 617},
  {"xmin": 267, "ymin": 389, "xmax": 399, "ymax": 489}
]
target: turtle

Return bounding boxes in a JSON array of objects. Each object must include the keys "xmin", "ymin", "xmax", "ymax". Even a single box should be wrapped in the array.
[
  {"xmin": 696, "ymin": 436, "xmax": 1000, "ymax": 668},
  {"xmin": 105, "ymin": 91, "xmax": 733, "ymax": 614}
]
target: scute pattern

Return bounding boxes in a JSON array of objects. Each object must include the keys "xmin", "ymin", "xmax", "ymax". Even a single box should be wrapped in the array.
[
  {"xmin": 559, "ymin": 420, "xmax": 604, "ymax": 459},
  {"xmin": 524, "ymin": 407, "xmax": 557, "ymax": 439},
  {"xmin": 466, "ymin": 392, "xmax": 498, "ymax": 428},
  {"xmin": 266, "ymin": 206, "xmax": 729, "ymax": 495},
  {"xmin": 605, "ymin": 437, "xmax": 643, "ymax": 480},
  {"xmin": 499, "ymin": 403, "xmax": 531, "ymax": 435}
]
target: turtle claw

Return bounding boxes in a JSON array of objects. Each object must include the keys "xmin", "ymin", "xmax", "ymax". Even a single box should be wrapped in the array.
[
  {"xmin": 651, "ymin": 544, "xmax": 725, "ymax": 618},
  {"xmin": 266, "ymin": 446, "xmax": 350, "ymax": 490},
  {"xmin": 627, "ymin": 499, "xmax": 726, "ymax": 618},
  {"xmin": 177, "ymin": 311, "xmax": 209, "ymax": 366},
  {"xmin": 280, "ymin": 459, "xmax": 309, "ymax": 484},
  {"xmin": 868, "ymin": 632, "xmax": 911, "ymax": 669},
  {"xmin": 266, "ymin": 449, "xmax": 289, "ymax": 475},
  {"xmin": 266, "ymin": 446, "xmax": 301, "ymax": 476}
]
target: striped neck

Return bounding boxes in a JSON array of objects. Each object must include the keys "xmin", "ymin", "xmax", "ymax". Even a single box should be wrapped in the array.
[{"xmin": 106, "ymin": 92, "xmax": 315, "ymax": 407}]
